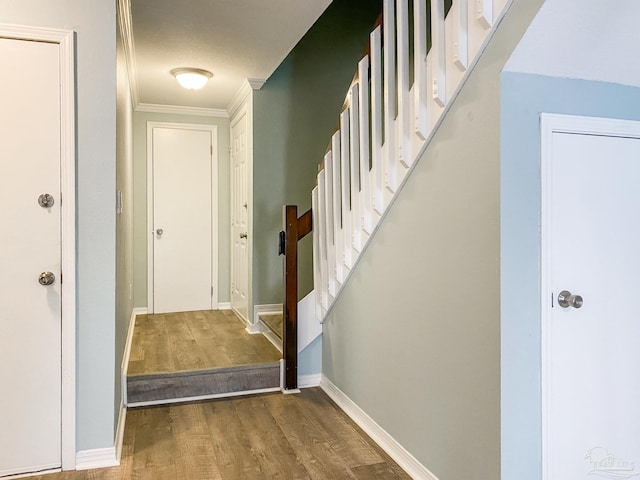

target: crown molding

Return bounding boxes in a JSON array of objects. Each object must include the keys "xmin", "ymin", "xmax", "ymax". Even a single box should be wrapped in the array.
[
  {"xmin": 117, "ymin": 0, "xmax": 139, "ymax": 108},
  {"xmin": 227, "ymin": 78, "xmax": 265, "ymax": 118},
  {"xmin": 135, "ymin": 103, "xmax": 229, "ymax": 118}
]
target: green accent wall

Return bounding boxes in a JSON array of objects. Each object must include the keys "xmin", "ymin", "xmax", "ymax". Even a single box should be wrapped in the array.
[{"xmin": 252, "ymin": 0, "xmax": 381, "ymax": 307}]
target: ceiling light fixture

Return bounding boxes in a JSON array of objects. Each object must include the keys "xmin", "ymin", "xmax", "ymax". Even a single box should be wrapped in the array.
[{"xmin": 171, "ymin": 68, "xmax": 213, "ymax": 90}]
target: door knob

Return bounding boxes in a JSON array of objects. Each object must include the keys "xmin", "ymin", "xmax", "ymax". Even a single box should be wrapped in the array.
[
  {"xmin": 38, "ymin": 193, "xmax": 55, "ymax": 208},
  {"xmin": 156, "ymin": 228, "xmax": 164, "ymax": 237},
  {"xmin": 38, "ymin": 271, "xmax": 56, "ymax": 286},
  {"xmin": 558, "ymin": 290, "xmax": 583, "ymax": 309},
  {"xmin": 239, "ymin": 232, "xmax": 247, "ymax": 239}
]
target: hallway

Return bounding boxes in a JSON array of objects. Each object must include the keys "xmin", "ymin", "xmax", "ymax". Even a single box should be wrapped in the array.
[{"xmin": 31, "ymin": 389, "xmax": 410, "ymax": 479}]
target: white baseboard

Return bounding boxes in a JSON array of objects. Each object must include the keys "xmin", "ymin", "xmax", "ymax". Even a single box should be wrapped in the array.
[
  {"xmin": 320, "ymin": 376, "xmax": 438, "ymax": 480},
  {"xmin": 217, "ymin": 302, "xmax": 231, "ymax": 310},
  {"xmin": 262, "ymin": 328, "xmax": 283, "ymax": 353},
  {"xmin": 114, "ymin": 399, "xmax": 126, "ymax": 462},
  {"xmin": 245, "ymin": 321, "xmax": 264, "ymax": 334},
  {"xmin": 298, "ymin": 373, "xmax": 322, "ymax": 388},
  {"xmin": 75, "ymin": 447, "xmax": 118, "ymax": 471},
  {"xmin": 254, "ymin": 303, "xmax": 282, "ymax": 319}
]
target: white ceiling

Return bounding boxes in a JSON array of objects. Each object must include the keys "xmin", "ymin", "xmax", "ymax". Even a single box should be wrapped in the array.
[{"xmin": 129, "ymin": 0, "xmax": 332, "ymax": 111}]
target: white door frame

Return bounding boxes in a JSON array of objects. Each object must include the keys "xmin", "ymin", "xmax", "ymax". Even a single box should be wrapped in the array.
[
  {"xmin": 540, "ymin": 112, "xmax": 640, "ymax": 479},
  {"xmin": 146, "ymin": 122, "xmax": 218, "ymax": 313},
  {"xmin": 0, "ymin": 23, "xmax": 76, "ymax": 470}
]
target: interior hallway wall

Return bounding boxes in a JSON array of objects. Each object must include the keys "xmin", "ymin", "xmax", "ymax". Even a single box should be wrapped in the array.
[
  {"xmin": 116, "ymin": 4, "xmax": 135, "ymax": 433},
  {"xmin": 251, "ymin": 0, "xmax": 382, "ymax": 309},
  {"xmin": 132, "ymin": 112, "xmax": 231, "ymax": 309},
  {"xmin": 501, "ymin": 2, "xmax": 640, "ymax": 478},
  {"xmin": 321, "ymin": 0, "xmax": 542, "ymax": 477},
  {"xmin": 0, "ymin": 0, "xmax": 117, "ymax": 452}
]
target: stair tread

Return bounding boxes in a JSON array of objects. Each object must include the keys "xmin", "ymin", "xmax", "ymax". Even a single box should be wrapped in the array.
[{"xmin": 259, "ymin": 313, "xmax": 283, "ymax": 340}]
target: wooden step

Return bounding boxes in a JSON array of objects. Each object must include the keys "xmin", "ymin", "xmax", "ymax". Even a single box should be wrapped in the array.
[
  {"xmin": 127, "ymin": 362, "xmax": 280, "ymax": 406},
  {"xmin": 259, "ymin": 312, "xmax": 283, "ymax": 341}
]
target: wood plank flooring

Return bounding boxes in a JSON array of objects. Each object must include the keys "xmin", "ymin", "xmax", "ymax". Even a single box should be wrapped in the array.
[
  {"xmin": 30, "ymin": 389, "xmax": 411, "ymax": 479},
  {"xmin": 128, "ymin": 310, "xmax": 281, "ymax": 375}
]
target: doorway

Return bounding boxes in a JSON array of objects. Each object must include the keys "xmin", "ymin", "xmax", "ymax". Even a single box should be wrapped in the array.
[
  {"xmin": 147, "ymin": 122, "xmax": 218, "ymax": 314},
  {"xmin": 0, "ymin": 26, "xmax": 76, "ymax": 475},
  {"xmin": 541, "ymin": 114, "xmax": 640, "ymax": 479},
  {"xmin": 230, "ymin": 109, "xmax": 250, "ymax": 322}
]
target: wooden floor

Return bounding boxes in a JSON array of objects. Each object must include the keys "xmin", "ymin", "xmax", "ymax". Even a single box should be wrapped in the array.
[
  {"xmin": 128, "ymin": 310, "xmax": 281, "ymax": 375},
  {"xmin": 31, "ymin": 388, "xmax": 410, "ymax": 479}
]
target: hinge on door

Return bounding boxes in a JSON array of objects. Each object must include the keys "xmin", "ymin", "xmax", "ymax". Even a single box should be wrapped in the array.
[
  {"xmin": 211, "ymin": 286, "xmax": 214, "ymax": 296},
  {"xmin": 551, "ymin": 292, "xmax": 554, "ymax": 308},
  {"xmin": 278, "ymin": 231, "xmax": 286, "ymax": 255}
]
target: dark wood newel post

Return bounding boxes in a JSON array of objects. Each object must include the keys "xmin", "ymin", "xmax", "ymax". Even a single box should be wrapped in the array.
[{"xmin": 282, "ymin": 205, "xmax": 312, "ymax": 391}]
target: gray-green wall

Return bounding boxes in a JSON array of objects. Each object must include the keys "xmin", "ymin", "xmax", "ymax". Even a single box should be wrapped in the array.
[
  {"xmin": 132, "ymin": 112, "xmax": 231, "ymax": 308},
  {"xmin": 321, "ymin": 0, "xmax": 541, "ymax": 478},
  {"xmin": 252, "ymin": 0, "xmax": 381, "ymax": 308},
  {"xmin": 0, "ymin": 0, "xmax": 117, "ymax": 451},
  {"xmin": 116, "ymin": 5, "xmax": 135, "ymax": 434}
]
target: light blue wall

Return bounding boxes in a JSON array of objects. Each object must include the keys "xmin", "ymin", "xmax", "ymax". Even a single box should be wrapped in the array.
[
  {"xmin": 116, "ymin": 6, "xmax": 135, "ymax": 434},
  {"xmin": 0, "ymin": 0, "xmax": 117, "ymax": 451},
  {"xmin": 500, "ymin": 72, "xmax": 640, "ymax": 480},
  {"xmin": 298, "ymin": 335, "xmax": 322, "ymax": 376}
]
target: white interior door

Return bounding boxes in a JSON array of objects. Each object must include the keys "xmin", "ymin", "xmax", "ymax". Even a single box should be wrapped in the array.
[
  {"xmin": 230, "ymin": 111, "xmax": 249, "ymax": 321},
  {"xmin": 542, "ymin": 115, "xmax": 640, "ymax": 479},
  {"xmin": 0, "ymin": 37, "xmax": 62, "ymax": 476},
  {"xmin": 150, "ymin": 125, "xmax": 216, "ymax": 314}
]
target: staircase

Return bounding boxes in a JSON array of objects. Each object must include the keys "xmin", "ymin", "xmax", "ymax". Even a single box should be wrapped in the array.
[{"xmin": 310, "ymin": 0, "xmax": 511, "ymax": 322}]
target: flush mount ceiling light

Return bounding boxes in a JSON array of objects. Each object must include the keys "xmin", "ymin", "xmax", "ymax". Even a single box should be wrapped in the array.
[{"xmin": 171, "ymin": 68, "xmax": 213, "ymax": 90}]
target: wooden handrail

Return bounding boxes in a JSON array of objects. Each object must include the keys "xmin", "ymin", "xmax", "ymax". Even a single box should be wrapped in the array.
[{"xmin": 281, "ymin": 205, "xmax": 312, "ymax": 391}]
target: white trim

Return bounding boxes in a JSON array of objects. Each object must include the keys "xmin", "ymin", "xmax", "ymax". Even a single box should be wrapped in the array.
[
  {"xmin": 320, "ymin": 376, "xmax": 438, "ymax": 480},
  {"xmin": 298, "ymin": 373, "xmax": 322, "ymax": 388},
  {"xmin": 254, "ymin": 303, "xmax": 283, "ymax": 318},
  {"xmin": 0, "ymin": 469, "xmax": 61, "ymax": 479},
  {"xmin": 146, "ymin": 122, "xmax": 219, "ymax": 313},
  {"xmin": 114, "ymin": 400, "xmax": 126, "ymax": 463},
  {"xmin": 253, "ymin": 303, "xmax": 283, "ymax": 350},
  {"xmin": 227, "ymin": 78, "xmax": 264, "ymax": 119},
  {"xmin": 217, "ymin": 302, "xmax": 231, "ymax": 310},
  {"xmin": 116, "ymin": 0, "xmax": 138, "ymax": 108},
  {"xmin": 0, "ymin": 23, "xmax": 77, "ymax": 471},
  {"xmin": 539, "ymin": 113, "xmax": 640, "ymax": 480},
  {"xmin": 261, "ymin": 328, "xmax": 283, "ymax": 353},
  {"xmin": 230, "ymin": 99, "xmax": 255, "ymax": 325},
  {"xmin": 137, "ymin": 103, "xmax": 228, "ymax": 118},
  {"xmin": 75, "ymin": 448, "xmax": 118, "ymax": 471},
  {"xmin": 126, "ymin": 387, "xmax": 281, "ymax": 408},
  {"xmin": 120, "ymin": 307, "xmax": 145, "ymax": 411}
]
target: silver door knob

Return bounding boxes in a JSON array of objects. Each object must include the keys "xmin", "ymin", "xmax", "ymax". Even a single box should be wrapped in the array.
[
  {"xmin": 156, "ymin": 228, "xmax": 163, "ymax": 237},
  {"xmin": 239, "ymin": 232, "xmax": 247, "ymax": 239},
  {"xmin": 38, "ymin": 193, "xmax": 55, "ymax": 208},
  {"xmin": 558, "ymin": 290, "xmax": 583, "ymax": 309},
  {"xmin": 38, "ymin": 271, "xmax": 56, "ymax": 286}
]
